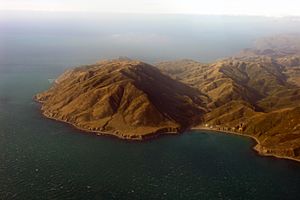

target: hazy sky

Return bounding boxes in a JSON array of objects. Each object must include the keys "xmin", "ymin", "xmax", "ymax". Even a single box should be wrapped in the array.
[{"xmin": 1, "ymin": 0, "xmax": 300, "ymax": 16}]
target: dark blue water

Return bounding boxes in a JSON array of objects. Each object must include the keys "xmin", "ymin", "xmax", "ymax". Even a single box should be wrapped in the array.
[{"xmin": 0, "ymin": 67, "xmax": 300, "ymax": 200}]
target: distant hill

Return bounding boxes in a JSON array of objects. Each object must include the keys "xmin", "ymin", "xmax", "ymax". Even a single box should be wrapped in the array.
[
  {"xmin": 255, "ymin": 34, "xmax": 300, "ymax": 54},
  {"xmin": 236, "ymin": 34, "xmax": 300, "ymax": 57}
]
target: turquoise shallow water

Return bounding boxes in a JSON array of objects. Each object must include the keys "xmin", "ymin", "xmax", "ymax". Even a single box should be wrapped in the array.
[{"xmin": 1, "ymin": 67, "xmax": 300, "ymax": 200}]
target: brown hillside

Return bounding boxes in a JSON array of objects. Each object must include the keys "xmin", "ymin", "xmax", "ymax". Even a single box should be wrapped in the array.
[
  {"xmin": 35, "ymin": 60, "xmax": 207, "ymax": 139},
  {"xmin": 156, "ymin": 41, "xmax": 300, "ymax": 161}
]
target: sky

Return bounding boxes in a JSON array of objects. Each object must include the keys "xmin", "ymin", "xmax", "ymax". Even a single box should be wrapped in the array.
[{"xmin": 1, "ymin": 0, "xmax": 300, "ymax": 17}]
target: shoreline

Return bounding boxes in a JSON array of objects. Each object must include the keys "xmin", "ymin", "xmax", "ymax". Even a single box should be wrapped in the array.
[
  {"xmin": 191, "ymin": 126, "xmax": 300, "ymax": 163},
  {"xmin": 34, "ymin": 100, "xmax": 300, "ymax": 163},
  {"xmin": 34, "ymin": 99, "xmax": 181, "ymax": 141},
  {"xmin": 40, "ymin": 111, "xmax": 180, "ymax": 141}
]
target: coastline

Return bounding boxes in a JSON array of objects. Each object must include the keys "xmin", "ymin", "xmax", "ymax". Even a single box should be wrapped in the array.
[
  {"xmin": 34, "ymin": 99, "xmax": 180, "ymax": 141},
  {"xmin": 35, "ymin": 99, "xmax": 300, "ymax": 163},
  {"xmin": 191, "ymin": 126, "xmax": 300, "ymax": 163}
]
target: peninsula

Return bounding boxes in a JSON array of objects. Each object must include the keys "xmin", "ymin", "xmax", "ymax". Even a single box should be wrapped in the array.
[
  {"xmin": 35, "ymin": 35, "xmax": 300, "ymax": 161},
  {"xmin": 35, "ymin": 60, "xmax": 207, "ymax": 139}
]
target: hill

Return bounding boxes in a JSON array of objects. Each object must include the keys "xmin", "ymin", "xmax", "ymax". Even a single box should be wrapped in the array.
[
  {"xmin": 156, "ymin": 35, "xmax": 300, "ymax": 161},
  {"xmin": 35, "ymin": 60, "xmax": 207, "ymax": 139}
]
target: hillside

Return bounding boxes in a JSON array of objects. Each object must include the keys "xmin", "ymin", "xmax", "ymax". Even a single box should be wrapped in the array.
[
  {"xmin": 156, "ymin": 35, "xmax": 300, "ymax": 161},
  {"xmin": 35, "ymin": 60, "xmax": 207, "ymax": 139}
]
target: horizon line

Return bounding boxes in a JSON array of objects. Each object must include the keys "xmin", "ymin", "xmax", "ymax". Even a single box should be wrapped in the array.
[{"xmin": 1, "ymin": 9, "xmax": 300, "ymax": 18}]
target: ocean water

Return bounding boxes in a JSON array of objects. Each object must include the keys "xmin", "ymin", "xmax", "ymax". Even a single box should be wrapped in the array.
[
  {"xmin": 0, "ymin": 66, "xmax": 300, "ymax": 200},
  {"xmin": 1, "ymin": 13, "xmax": 300, "ymax": 200}
]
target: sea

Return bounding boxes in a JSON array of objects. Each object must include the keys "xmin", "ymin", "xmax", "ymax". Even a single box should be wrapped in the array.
[{"xmin": 1, "ymin": 12, "xmax": 300, "ymax": 200}]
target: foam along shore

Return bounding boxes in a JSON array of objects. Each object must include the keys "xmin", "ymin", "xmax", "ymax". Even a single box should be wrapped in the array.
[{"xmin": 191, "ymin": 126, "xmax": 300, "ymax": 163}]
